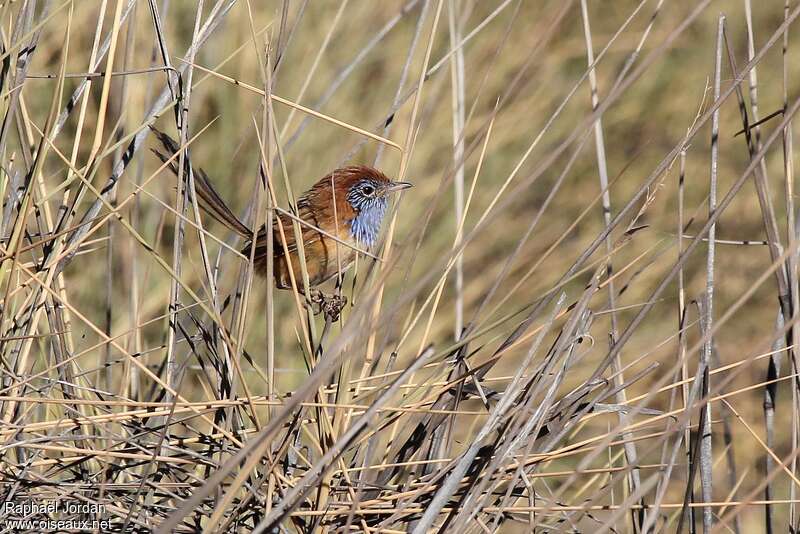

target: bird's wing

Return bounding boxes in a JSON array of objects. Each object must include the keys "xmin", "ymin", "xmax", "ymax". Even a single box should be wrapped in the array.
[{"xmin": 244, "ymin": 195, "xmax": 326, "ymax": 260}]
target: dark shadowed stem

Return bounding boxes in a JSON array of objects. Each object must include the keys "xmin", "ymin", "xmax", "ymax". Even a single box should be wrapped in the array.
[
  {"xmin": 782, "ymin": 1, "xmax": 800, "ymax": 528},
  {"xmin": 142, "ymin": 17, "xmax": 207, "ymax": 530},
  {"xmin": 680, "ymin": 150, "xmax": 692, "ymax": 528},
  {"xmin": 731, "ymin": 33, "xmax": 792, "ymax": 327},
  {"xmin": 732, "ymin": 7, "xmax": 791, "ymax": 530},
  {"xmin": 698, "ymin": 15, "xmax": 724, "ymax": 533},
  {"xmin": 643, "ymin": 356, "xmax": 687, "ymax": 530},
  {"xmin": 648, "ymin": 279, "xmax": 771, "ymax": 533},
  {"xmin": 764, "ymin": 313, "xmax": 783, "ymax": 534},
  {"xmin": 270, "ymin": 0, "xmax": 308, "ymax": 84},
  {"xmin": 103, "ymin": 137, "xmax": 115, "ymax": 390}
]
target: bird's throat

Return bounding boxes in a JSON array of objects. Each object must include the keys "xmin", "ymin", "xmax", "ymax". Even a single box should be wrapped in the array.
[{"xmin": 348, "ymin": 200, "xmax": 388, "ymax": 249}]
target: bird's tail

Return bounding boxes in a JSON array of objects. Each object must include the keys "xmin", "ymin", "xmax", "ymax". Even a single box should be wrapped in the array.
[{"xmin": 150, "ymin": 127, "xmax": 253, "ymax": 239}]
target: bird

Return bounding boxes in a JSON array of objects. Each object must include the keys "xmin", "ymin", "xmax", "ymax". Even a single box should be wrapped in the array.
[{"xmin": 151, "ymin": 128, "xmax": 411, "ymax": 316}]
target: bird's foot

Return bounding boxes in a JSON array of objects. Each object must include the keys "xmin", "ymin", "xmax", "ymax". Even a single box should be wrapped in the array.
[{"xmin": 309, "ymin": 290, "xmax": 348, "ymax": 322}]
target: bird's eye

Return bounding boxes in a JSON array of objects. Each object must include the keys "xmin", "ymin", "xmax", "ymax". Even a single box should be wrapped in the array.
[{"xmin": 362, "ymin": 185, "xmax": 375, "ymax": 196}]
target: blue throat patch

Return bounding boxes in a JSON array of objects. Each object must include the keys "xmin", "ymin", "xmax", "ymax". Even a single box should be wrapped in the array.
[{"xmin": 346, "ymin": 187, "xmax": 388, "ymax": 249}]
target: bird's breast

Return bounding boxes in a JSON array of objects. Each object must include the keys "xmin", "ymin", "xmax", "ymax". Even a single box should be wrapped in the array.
[{"xmin": 347, "ymin": 201, "xmax": 388, "ymax": 249}]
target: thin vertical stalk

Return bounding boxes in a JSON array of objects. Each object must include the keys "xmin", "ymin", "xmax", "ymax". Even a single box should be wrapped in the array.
[
  {"xmin": 579, "ymin": 3, "xmax": 641, "ymax": 530},
  {"xmin": 87, "ymin": 0, "xmax": 124, "ymax": 165},
  {"xmin": 355, "ymin": 0, "xmax": 428, "ymax": 408},
  {"xmin": 362, "ymin": 0, "xmax": 443, "ymax": 416},
  {"xmin": 699, "ymin": 14, "xmax": 725, "ymax": 533},
  {"xmin": 261, "ymin": 35, "xmax": 276, "ymax": 520},
  {"xmin": 278, "ymin": 0, "xmax": 348, "ymax": 140},
  {"xmin": 764, "ymin": 313, "xmax": 783, "ymax": 534},
  {"xmin": 105, "ymin": 0, "xmax": 137, "ymax": 392},
  {"xmin": 163, "ymin": 0, "xmax": 200, "ymax": 402},
  {"xmin": 127, "ymin": 0, "xmax": 152, "ymax": 402},
  {"xmin": 741, "ymin": 5, "xmax": 787, "ymax": 529},
  {"xmin": 448, "ymin": 0, "xmax": 465, "ymax": 342},
  {"xmin": 783, "ymin": 0, "xmax": 800, "ymax": 528},
  {"xmin": 679, "ymin": 150, "xmax": 693, "ymax": 531},
  {"xmin": 264, "ymin": 40, "xmax": 275, "ymax": 420}
]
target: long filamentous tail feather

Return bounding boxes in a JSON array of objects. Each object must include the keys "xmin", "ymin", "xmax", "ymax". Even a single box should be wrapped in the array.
[{"xmin": 150, "ymin": 127, "xmax": 253, "ymax": 239}]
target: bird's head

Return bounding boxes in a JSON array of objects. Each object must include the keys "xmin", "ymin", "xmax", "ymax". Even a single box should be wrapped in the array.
[
  {"xmin": 344, "ymin": 171, "xmax": 412, "ymax": 210},
  {"xmin": 323, "ymin": 166, "xmax": 412, "ymax": 249}
]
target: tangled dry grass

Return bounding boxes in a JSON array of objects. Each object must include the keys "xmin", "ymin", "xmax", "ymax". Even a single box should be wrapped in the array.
[{"xmin": 1, "ymin": 0, "xmax": 800, "ymax": 532}]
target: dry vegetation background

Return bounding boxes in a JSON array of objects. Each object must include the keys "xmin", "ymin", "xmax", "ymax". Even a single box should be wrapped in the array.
[{"xmin": 2, "ymin": 0, "xmax": 800, "ymax": 532}]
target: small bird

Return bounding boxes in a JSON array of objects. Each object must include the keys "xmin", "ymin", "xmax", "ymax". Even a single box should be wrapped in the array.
[{"xmin": 151, "ymin": 129, "xmax": 411, "ymax": 314}]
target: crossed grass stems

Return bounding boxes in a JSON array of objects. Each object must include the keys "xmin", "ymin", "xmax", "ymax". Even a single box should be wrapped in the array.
[{"xmin": 0, "ymin": 1, "xmax": 799, "ymax": 532}]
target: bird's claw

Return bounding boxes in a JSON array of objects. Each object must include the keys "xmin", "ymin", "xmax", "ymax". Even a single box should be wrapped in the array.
[{"xmin": 308, "ymin": 290, "xmax": 348, "ymax": 322}]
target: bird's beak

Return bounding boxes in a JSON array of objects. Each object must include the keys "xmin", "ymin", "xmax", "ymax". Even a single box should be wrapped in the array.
[{"xmin": 387, "ymin": 181, "xmax": 413, "ymax": 193}]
